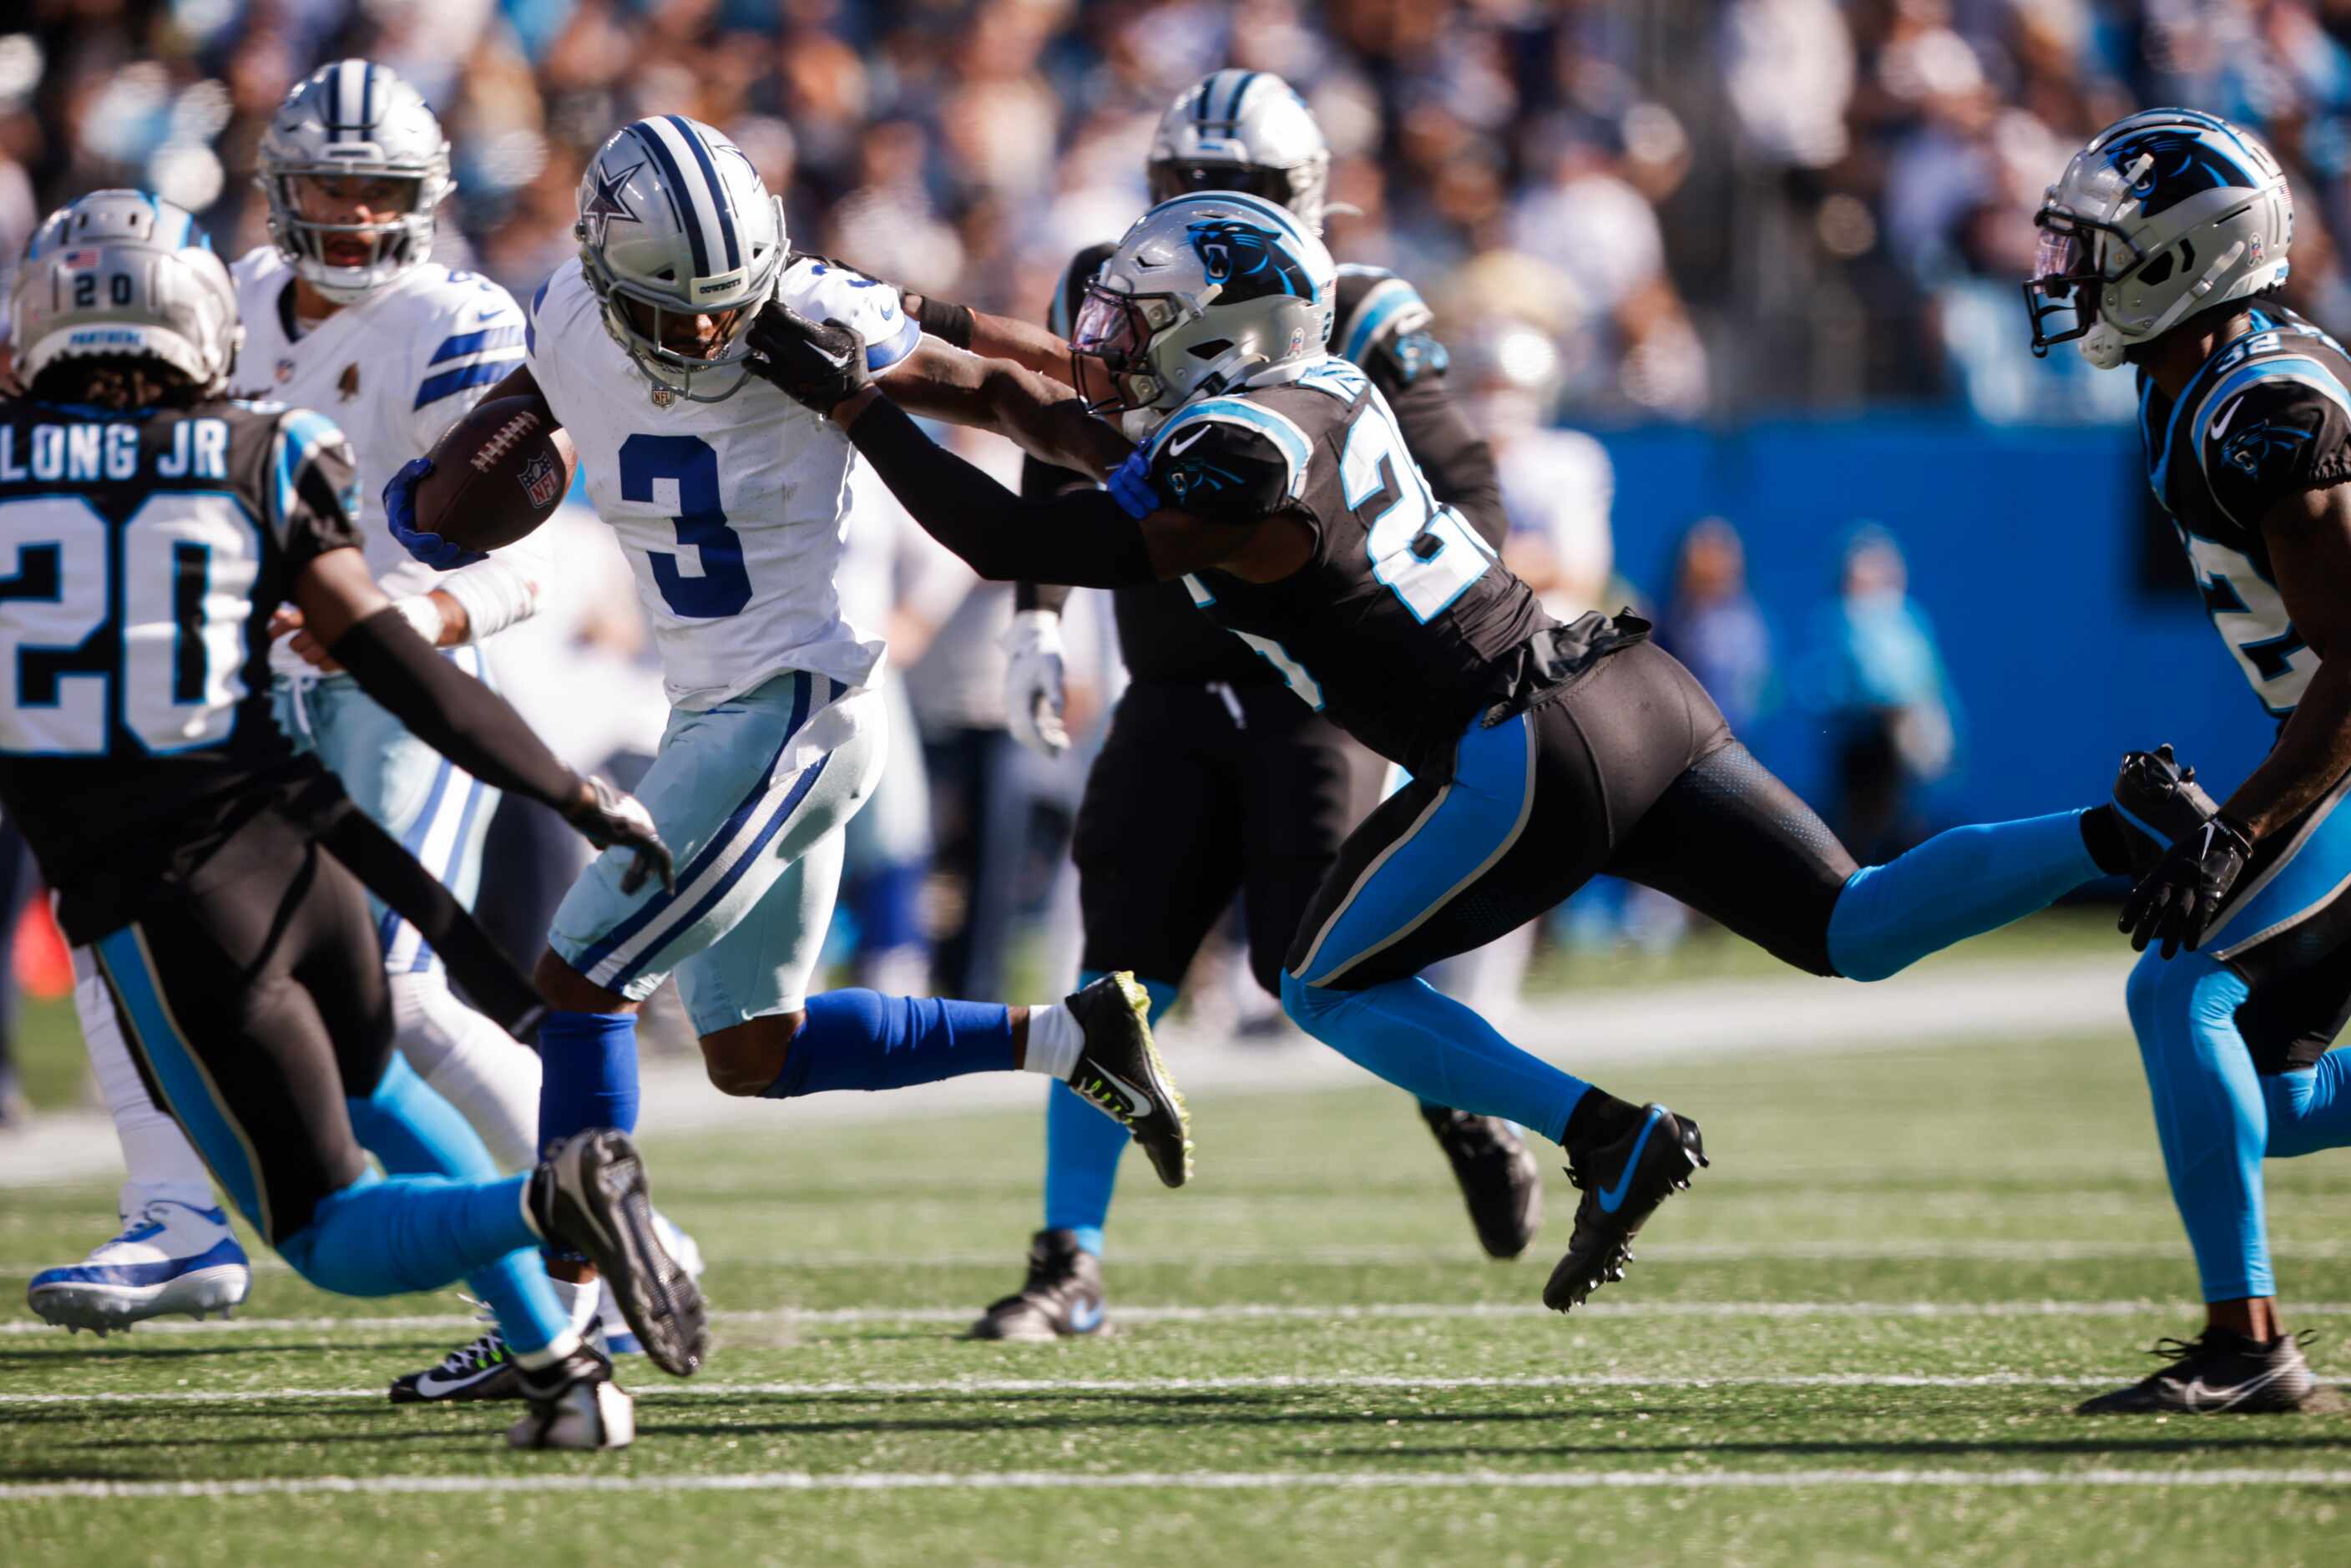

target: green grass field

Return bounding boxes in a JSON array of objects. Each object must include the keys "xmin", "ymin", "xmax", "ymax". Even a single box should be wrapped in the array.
[{"xmin": 4, "ymin": 932, "xmax": 2348, "ymax": 1565}]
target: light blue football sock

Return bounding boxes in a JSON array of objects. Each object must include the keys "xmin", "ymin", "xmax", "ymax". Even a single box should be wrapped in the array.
[
  {"xmin": 345, "ymin": 1052, "xmax": 571, "ymax": 1357},
  {"xmin": 276, "ymin": 1170, "xmax": 538, "ymax": 1301},
  {"xmin": 1281, "ymin": 972, "xmax": 1590, "ymax": 1146},
  {"xmin": 1044, "ymin": 971, "xmax": 1180, "ymax": 1256},
  {"xmin": 2125, "ymin": 948, "xmax": 2273, "ymax": 1302},
  {"xmin": 1828, "ymin": 809, "xmax": 2101, "ymax": 981},
  {"xmin": 764, "ymin": 989, "xmax": 1017, "ymax": 1097},
  {"xmin": 537, "ymin": 1009, "xmax": 640, "ymax": 1151}
]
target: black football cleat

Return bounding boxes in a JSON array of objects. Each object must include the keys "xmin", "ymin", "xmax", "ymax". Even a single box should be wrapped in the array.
[
  {"xmin": 2110, "ymin": 744, "xmax": 2220, "ymax": 878},
  {"xmin": 390, "ymin": 1325, "xmax": 524, "ymax": 1404},
  {"xmin": 526, "ymin": 1130, "xmax": 708, "ymax": 1378},
  {"xmin": 964, "ymin": 1229, "xmax": 1109, "ymax": 1342},
  {"xmin": 2076, "ymin": 1328, "xmax": 2345, "ymax": 1414},
  {"xmin": 1421, "ymin": 1105, "xmax": 1544, "ymax": 1260},
  {"xmin": 1544, "ymin": 1103, "xmax": 1706, "ymax": 1313},
  {"xmin": 1064, "ymin": 972, "xmax": 1194, "ymax": 1188}
]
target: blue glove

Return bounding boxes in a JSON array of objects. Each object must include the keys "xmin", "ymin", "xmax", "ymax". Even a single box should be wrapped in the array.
[
  {"xmin": 384, "ymin": 457, "xmax": 486, "ymax": 570},
  {"xmin": 1106, "ymin": 448, "xmax": 1161, "ymax": 519}
]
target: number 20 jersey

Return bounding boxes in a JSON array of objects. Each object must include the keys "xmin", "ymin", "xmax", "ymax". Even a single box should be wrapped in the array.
[
  {"xmin": 0, "ymin": 396, "xmax": 362, "ymax": 939},
  {"xmin": 1130, "ymin": 356, "xmax": 1550, "ymax": 771},
  {"xmin": 2137, "ymin": 303, "xmax": 2351, "ymax": 719},
  {"xmin": 524, "ymin": 254, "xmax": 922, "ymax": 711}
]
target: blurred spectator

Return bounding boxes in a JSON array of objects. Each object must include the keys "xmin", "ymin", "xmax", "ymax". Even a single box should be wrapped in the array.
[
  {"xmin": 1657, "ymin": 517, "xmax": 1773, "ymax": 736},
  {"xmin": 1801, "ymin": 523, "xmax": 1962, "ymax": 863}
]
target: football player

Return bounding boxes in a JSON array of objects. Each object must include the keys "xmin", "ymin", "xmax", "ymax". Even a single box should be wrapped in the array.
[
  {"xmin": 897, "ymin": 70, "xmax": 1544, "ymax": 1340},
  {"xmin": 384, "ymin": 114, "xmax": 1197, "ymax": 1391},
  {"xmin": 749, "ymin": 190, "xmax": 2172, "ymax": 1311},
  {"xmin": 2026, "ymin": 109, "xmax": 2351, "ymax": 1414},
  {"xmin": 0, "ymin": 190, "xmax": 695, "ymax": 1449},
  {"xmin": 25, "ymin": 63, "xmax": 576, "ymax": 1360}
]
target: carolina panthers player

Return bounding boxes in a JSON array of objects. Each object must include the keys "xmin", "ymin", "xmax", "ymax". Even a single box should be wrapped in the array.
[
  {"xmin": 752, "ymin": 190, "xmax": 2177, "ymax": 1312},
  {"xmin": 897, "ymin": 69, "xmax": 1543, "ymax": 1341},
  {"xmin": 26, "ymin": 62, "xmax": 564, "ymax": 1353},
  {"xmin": 2026, "ymin": 109, "xmax": 2351, "ymax": 1414},
  {"xmin": 384, "ymin": 114, "xmax": 1196, "ymax": 1393}
]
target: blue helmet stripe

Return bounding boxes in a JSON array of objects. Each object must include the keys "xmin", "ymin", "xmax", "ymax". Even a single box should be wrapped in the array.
[
  {"xmin": 665, "ymin": 115, "xmax": 741, "ymax": 272},
  {"xmin": 629, "ymin": 123, "xmax": 710, "ymax": 278},
  {"xmin": 1195, "ymin": 73, "xmax": 1217, "ymax": 123},
  {"xmin": 361, "ymin": 62, "xmax": 377, "ymax": 132},
  {"xmin": 1226, "ymin": 71, "xmax": 1259, "ymax": 123}
]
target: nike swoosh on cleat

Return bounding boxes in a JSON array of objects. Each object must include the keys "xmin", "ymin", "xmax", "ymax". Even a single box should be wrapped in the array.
[
  {"xmin": 1596, "ymin": 1109, "xmax": 1665, "ymax": 1215},
  {"xmin": 2182, "ymin": 1365, "xmax": 2288, "ymax": 1412},
  {"xmin": 1090, "ymin": 1067, "xmax": 1154, "ymax": 1120}
]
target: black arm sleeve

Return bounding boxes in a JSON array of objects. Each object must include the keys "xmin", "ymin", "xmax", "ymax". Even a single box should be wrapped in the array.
[
  {"xmin": 328, "ymin": 608, "xmax": 582, "ymax": 811},
  {"xmin": 911, "ymin": 292, "xmax": 977, "ymax": 350},
  {"xmin": 1016, "ymin": 452, "xmax": 1093, "ymax": 611},
  {"xmin": 849, "ymin": 397, "xmax": 1158, "ymax": 588}
]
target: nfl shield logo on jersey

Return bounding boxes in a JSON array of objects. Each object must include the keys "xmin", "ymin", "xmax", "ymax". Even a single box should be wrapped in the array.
[{"xmin": 518, "ymin": 448, "xmax": 563, "ymax": 510}]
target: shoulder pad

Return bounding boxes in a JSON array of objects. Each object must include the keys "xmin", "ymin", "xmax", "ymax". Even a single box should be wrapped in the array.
[
  {"xmin": 1334, "ymin": 271, "xmax": 1442, "ymax": 382},
  {"xmin": 1144, "ymin": 399, "xmax": 1312, "ymax": 523},
  {"xmin": 2197, "ymin": 363, "xmax": 2351, "ymax": 526},
  {"xmin": 776, "ymin": 256, "xmax": 921, "ymax": 372},
  {"xmin": 525, "ymin": 261, "xmax": 595, "ymax": 363}
]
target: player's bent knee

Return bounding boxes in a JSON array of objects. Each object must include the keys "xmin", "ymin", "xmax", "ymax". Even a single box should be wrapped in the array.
[
  {"xmin": 533, "ymin": 948, "xmax": 631, "ymax": 1015},
  {"xmin": 701, "ymin": 1011, "xmax": 806, "ymax": 1097},
  {"xmin": 1280, "ymin": 970, "xmax": 1346, "ymax": 1033},
  {"xmin": 2123, "ymin": 945, "xmax": 2173, "ymax": 1042}
]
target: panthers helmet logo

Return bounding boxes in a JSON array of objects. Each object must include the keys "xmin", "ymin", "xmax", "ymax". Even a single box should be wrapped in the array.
[
  {"xmin": 2103, "ymin": 129, "xmax": 2257, "ymax": 218},
  {"xmin": 1186, "ymin": 219, "xmax": 1314, "ymax": 301}
]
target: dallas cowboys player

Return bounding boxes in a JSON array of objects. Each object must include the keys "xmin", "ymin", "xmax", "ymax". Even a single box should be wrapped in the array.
[
  {"xmin": 753, "ymin": 190, "xmax": 2176, "ymax": 1311},
  {"xmin": 897, "ymin": 70, "xmax": 1542, "ymax": 1341},
  {"xmin": 384, "ymin": 114, "xmax": 1195, "ymax": 1392},
  {"xmin": 2026, "ymin": 109, "xmax": 2351, "ymax": 1414},
  {"xmin": 27, "ymin": 62, "xmax": 562, "ymax": 1345}
]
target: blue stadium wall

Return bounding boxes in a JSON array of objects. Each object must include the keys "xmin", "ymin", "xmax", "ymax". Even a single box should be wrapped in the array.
[{"xmin": 1595, "ymin": 417, "xmax": 2278, "ymax": 827}]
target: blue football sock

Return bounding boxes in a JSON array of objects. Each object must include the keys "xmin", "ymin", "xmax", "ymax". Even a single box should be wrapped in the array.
[
  {"xmin": 2125, "ymin": 948, "xmax": 2273, "ymax": 1302},
  {"xmin": 276, "ymin": 1170, "xmax": 538, "ymax": 1299},
  {"xmin": 2263, "ymin": 1052, "xmax": 2351, "ymax": 1160},
  {"xmin": 764, "ymin": 989, "xmax": 1017, "ymax": 1097},
  {"xmin": 345, "ymin": 1053, "xmax": 571, "ymax": 1357},
  {"xmin": 1828, "ymin": 809, "xmax": 2101, "ymax": 981},
  {"xmin": 538, "ymin": 1009, "xmax": 640, "ymax": 1153},
  {"xmin": 1044, "ymin": 971, "xmax": 1180, "ymax": 1256},
  {"xmin": 1281, "ymin": 972, "xmax": 1590, "ymax": 1146}
]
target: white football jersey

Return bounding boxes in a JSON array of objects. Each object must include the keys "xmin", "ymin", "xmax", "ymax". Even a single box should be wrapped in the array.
[
  {"xmin": 229, "ymin": 249, "xmax": 528, "ymax": 603},
  {"xmin": 525, "ymin": 254, "xmax": 923, "ymax": 711}
]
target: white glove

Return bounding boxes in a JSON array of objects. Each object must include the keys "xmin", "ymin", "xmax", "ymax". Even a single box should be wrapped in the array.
[{"xmin": 999, "ymin": 608, "xmax": 1069, "ymax": 757}]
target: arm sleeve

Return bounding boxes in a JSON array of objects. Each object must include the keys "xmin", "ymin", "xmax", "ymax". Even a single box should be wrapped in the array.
[
  {"xmin": 846, "ymin": 397, "xmax": 1158, "ymax": 588},
  {"xmin": 266, "ymin": 411, "xmax": 367, "ymax": 567},
  {"xmin": 327, "ymin": 606, "xmax": 581, "ymax": 811},
  {"xmin": 408, "ymin": 282, "xmax": 529, "ymax": 450},
  {"xmin": 2202, "ymin": 376, "xmax": 2351, "ymax": 529}
]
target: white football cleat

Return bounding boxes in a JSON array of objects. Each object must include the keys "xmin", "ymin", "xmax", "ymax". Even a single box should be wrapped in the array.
[
  {"xmin": 508, "ymin": 1352, "xmax": 635, "ymax": 1450},
  {"xmin": 28, "ymin": 1199, "xmax": 250, "ymax": 1333}
]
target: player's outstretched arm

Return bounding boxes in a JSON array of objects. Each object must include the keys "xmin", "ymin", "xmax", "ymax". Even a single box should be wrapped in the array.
[
  {"xmin": 291, "ymin": 547, "xmax": 675, "ymax": 894},
  {"xmin": 900, "ymin": 289, "xmax": 1077, "ymax": 386},
  {"xmin": 884, "ymin": 337, "xmax": 1130, "ymax": 480}
]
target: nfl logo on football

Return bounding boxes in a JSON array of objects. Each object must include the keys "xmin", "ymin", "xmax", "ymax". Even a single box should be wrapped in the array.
[{"xmin": 518, "ymin": 449, "xmax": 562, "ymax": 510}]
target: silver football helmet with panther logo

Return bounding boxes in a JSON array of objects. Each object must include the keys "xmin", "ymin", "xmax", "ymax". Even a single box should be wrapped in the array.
[
  {"xmin": 256, "ymin": 60, "xmax": 454, "ymax": 304},
  {"xmin": 1069, "ymin": 191, "xmax": 1335, "ymax": 429},
  {"xmin": 574, "ymin": 114, "xmax": 787, "ymax": 403},
  {"xmin": 1149, "ymin": 69, "xmax": 1332, "ymax": 235},
  {"xmin": 2027, "ymin": 109, "xmax": 2293, "ymax": 369},
  {"xmin": 10, "ymin": 190, "xmax": 240, "ymax": 396}
]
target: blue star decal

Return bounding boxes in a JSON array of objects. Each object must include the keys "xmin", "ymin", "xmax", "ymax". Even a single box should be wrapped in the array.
[{"xmin": 581, "ymin": 160, "xmax": 644, "ymax": 245}]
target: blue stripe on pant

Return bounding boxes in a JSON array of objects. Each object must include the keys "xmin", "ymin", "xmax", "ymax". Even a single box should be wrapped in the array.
[{"xmin": 2211, "ymin": 779, "xmax": 2351, "ymax": 959}]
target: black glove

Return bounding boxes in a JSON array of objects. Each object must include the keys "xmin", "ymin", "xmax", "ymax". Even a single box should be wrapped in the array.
[
  {"xmin": 564, "ymin": 776, "xmax": 676, "ymax": 896},
  {"xmin": 2119, "ymin": 812, "xmax": 2253, "ymax": 959},
  {"xmin": 745, "ymin": 301, "xmax": 870, "ymax": 412}
]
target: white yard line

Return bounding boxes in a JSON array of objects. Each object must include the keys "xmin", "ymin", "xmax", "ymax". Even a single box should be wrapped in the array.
[
  {"xmin": 8, "ymin": 1467, "xmax": 2351, "ymax": 1501},
  {"xmin": 12, "ymin": 1297, "xmax": 2351, "ymax": 1338},
  {"xmin": 0, "ymin": 952, "xmax": 2136, "ymax": 1189},
  {"xmin": 6, "ymin": 1368, "xmax": 2334, "ymax": 1408}
]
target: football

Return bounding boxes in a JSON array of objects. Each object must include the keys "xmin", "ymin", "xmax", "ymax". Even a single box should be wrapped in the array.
[{"xmin": 411, "ymin": 394, "xmax": 578, "ymax": 554}]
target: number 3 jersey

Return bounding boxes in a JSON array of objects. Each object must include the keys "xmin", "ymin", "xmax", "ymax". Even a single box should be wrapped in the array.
[
  {"xmin": 1115, "ymin": 356, "xmax": 1551, "ymax": 771},
  {"xmin": 2137, "ymin": 304, "xmax": 2351, "ymax": 718},
  {"xmin": 525, "ymin": 253, "xmax": 923, "ymax": 711},
  {"xmin": 0, "ymin": 395, "xmax": 363, "ymax": 940}
]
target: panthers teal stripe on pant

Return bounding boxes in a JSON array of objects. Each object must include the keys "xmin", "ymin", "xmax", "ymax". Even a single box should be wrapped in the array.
[{"xmin": 94, "ymin": 925, "xmax": 268, "ymax": 1236}]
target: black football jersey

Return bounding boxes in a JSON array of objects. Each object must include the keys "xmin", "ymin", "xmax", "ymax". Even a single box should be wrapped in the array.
[
  {"xmin": 0, "ymin": 394, "xmax": 363, "ymax": 939},
  {"xmin": 2136, "ymin": 304, "xmax": 2351, "ymax": 718},
  {"xmin": 1115, "ymin": 356, "xmax": 1550, "ymax": 769},
  {"xmin": 1022, "ymin": 246, "xmax": 1504, "ymax": 686}
]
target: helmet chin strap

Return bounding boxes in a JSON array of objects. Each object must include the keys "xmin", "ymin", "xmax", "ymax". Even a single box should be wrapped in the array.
[{"xmin": 2079, "ymin": 321, "xmax": 2127, "ymax": 370}]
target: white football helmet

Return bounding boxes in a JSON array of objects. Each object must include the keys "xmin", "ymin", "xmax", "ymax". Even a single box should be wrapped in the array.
[
  {"xmin": 256, "ymin": 59, "xmax": 454, "ymax": 304},
  {"xmin": 2027, "ymin": 108, "xmax": 2293, "ymax": 369},
  {"xmin": 574, "ymin": 114, "xmax": 786, "ymax": 403},
  {"xmin": 1149, "ymin": 69, "xmax": 1332, "ymax": 234},
  {"xmin": 10, "ymin": 190, "xmax": 241, "ymax": 397},
  {"xmin": 1070, "ymin": 191, "xmax": 1335, "ymax": 431}
]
